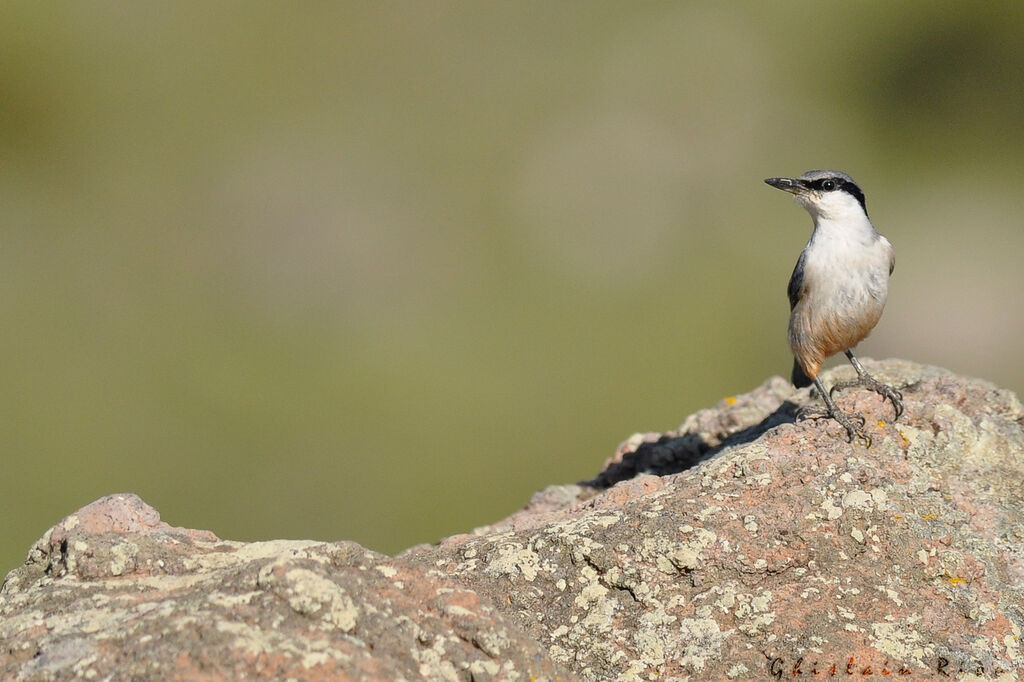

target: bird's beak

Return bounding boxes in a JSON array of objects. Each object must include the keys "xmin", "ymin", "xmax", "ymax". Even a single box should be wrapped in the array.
[{"xmin": 764, "ymin": 177, "xmax": 807, "ymax": 195}]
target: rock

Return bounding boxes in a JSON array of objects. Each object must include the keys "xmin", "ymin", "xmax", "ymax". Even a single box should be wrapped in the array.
[
  {"xmin": 3, "ymin": 359, "xmax": 1024, "ymax": 681},
  {"xmin": 0, "ymin": 493, "xmax": 565, "ymax": 681}
]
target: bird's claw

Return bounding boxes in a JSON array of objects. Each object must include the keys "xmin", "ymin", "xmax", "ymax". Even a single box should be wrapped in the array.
[
  {"xmin": 878, "ymin": 385, "xmax": 904, "ymax": 420},
  {"xmin": 830, "ymin": 376, "xmax": 904, "ymax": 420},
  {"xmin": 832, "ymin": 409, "xmax": 871, "ymax": 448},
  {"xmin": 846, "ymin": 425, "xmax": 872, "ymax": 448},
  {"xmin": 796, "ymin": 406, "xmax": 830, "ymax": 422},
  {"xmin": 828, "ymin": 380, "xmax": 856, "ymax": 398},
  {"xmin": 797, "ymin": 406, "xmax": 871, "ymax": 447}
]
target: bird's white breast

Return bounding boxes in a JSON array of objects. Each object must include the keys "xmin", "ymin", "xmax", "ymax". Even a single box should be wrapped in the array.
[
  {"xmin": 802, "ymin": 221, "xmax": 892, "ymax": 310},
  {"xmin": 789, "ymin": 216, "xmax": 893, "ymax": 365}
]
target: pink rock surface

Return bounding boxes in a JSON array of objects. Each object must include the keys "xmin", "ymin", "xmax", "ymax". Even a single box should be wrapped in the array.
[{"xmin": 3, "ymin": 360, "xmax": 1023, "ymax": 680}]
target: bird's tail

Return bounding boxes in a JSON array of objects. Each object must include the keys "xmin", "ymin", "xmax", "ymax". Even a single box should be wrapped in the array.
[{"xmin": 791, "ymin": 359, "xmax": 813, "ymax": 388}]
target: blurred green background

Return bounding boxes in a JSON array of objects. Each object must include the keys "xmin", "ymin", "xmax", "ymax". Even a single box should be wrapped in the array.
[{"xmin": 3, "ymin": 3, "xmax": 1023, "ymax": 574}]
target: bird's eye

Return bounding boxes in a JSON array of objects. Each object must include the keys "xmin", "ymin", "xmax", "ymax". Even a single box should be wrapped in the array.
[{"xmin": 822, "ymin": 180, "xmax": 836, "ymax": 191}]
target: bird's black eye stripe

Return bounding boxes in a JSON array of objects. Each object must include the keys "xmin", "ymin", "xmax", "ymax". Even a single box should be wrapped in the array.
[
  {"xmin": 839, "ymin": 179, "xmax": 866, "ymax": 213},
  {"xmin": 803, "ymin": 176, "xmax": 868, "ymax": 213}
]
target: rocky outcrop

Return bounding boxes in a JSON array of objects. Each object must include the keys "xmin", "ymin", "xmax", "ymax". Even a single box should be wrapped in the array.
[{"xmin": 3, "ymin": 360, "xmax": 1024, "ymax": 681}]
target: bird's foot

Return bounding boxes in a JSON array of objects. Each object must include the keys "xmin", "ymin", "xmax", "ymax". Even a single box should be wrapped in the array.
[
  {"xmin": 830, "ymin": 375, "xmax": 904, "ymax": 420},
  {"xmin": 829, "ymin": 407, "xmax": 871, "ymax": 447},
  {"xmin": 796, "ymin": 405, "xmax": 871, "ymax": 447},
  {"xmin": 796, "ymin": 405, "xmax": 831, "ymax": 422}
]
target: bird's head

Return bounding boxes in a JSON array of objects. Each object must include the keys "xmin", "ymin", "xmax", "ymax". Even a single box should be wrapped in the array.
[{"xmin": 764, "ymin": 170, "xmax": 868, "ymax": 222}]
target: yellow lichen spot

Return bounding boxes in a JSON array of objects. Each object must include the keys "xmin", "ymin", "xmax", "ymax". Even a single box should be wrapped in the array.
[
  {"xmin": 724, "ymin": 396, "xmax": 737, "ymax": 406},
  {"xmin": 946, "ymin": 576, "xmax": 966, "ymax": 585},
  {"xmin": 921, "ymin": 514, "xmax": 936, "ymax": 520},
  {"xmin": 877, "ymin": 420, "xmax": 886, "ymax": 428},
  {"xmin": 898, "ymin": 430, "xmax": 909, "ymax": 446}
]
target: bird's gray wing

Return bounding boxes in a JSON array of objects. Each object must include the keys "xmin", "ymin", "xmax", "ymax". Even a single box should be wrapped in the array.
[{"xmin": 787, "ymin": 249, "xmax": 807, "ymax": 311}]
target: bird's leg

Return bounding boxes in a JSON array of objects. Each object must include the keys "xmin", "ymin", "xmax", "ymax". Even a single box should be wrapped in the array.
[
  {"xmin": 829, "ymin": 350, "xmax": 904, "ymax": 419},
  {"xmin": 801, "ymin": 377, "xmax": 870, "ymax": 447}
]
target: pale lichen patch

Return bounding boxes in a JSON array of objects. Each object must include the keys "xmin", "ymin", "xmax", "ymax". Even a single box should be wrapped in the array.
[
  {"xmin": 727, "ymin": 662, "xmax": 749, "ymax": 678},
  {"xmin": 574, "ymin": 580, "xmax": 609, "ymax": 610},
  {"xmin": 207, "ymin": 591, "xmax": 261, "ymax": 609},
  {"xmin": 820, "ymin": 498, "xmax": 843, "ymax": 521},
  {"xmin": 184, "ymin": 540, "xmax": 321, "ymax": 572},
  {"xmin": 107, "ymin": 542, "xmax": 138, "ymax": 577},
  {"xmin": 375, "ymin": 565, "xmax": 397, "ymax": 578},
  {"xmin": 841, "ymin": 490, "xmax": 873, "ymax": 510},
  {"xmin": 257, "ymin": 566, "xmax": 359, "ymax": 633},
  {"xmin": 677, "ymin": 617, "xmax": 730, "ymax": 673},
  {"xmin": 694, "ymin": 506, "xmax": 722, "ymax": 522},
  {"xmin": 484, "ymin": 543, "xmax": 542, "ymax": 581},
  {"xmin": 870, "ymin": 621, "xmax": 932, "ymax": 664},
  {"xmin": 870, "ymin": 488, "xmax": 888, "ymax": 511},
  {"xmin": 467, "ymin": 659, "xmax": 500, "ymax": 678}
]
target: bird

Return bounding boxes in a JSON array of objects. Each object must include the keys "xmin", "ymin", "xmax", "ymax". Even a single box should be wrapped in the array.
[{"xmin": 764, "ymin": 170, "xmax": 903, "ymax": 445}]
